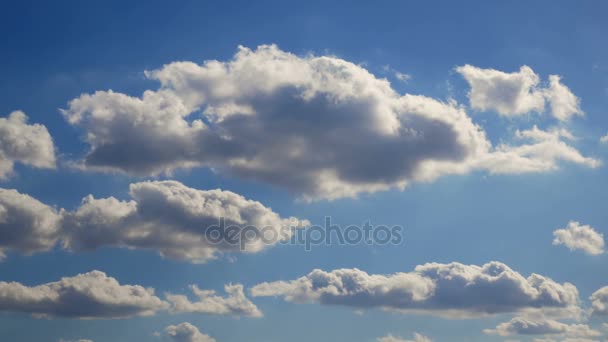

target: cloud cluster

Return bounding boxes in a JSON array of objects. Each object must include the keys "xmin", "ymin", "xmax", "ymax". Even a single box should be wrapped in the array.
[
  {"xmin": 456, "ymin": 65, "xmax": 583, "ymax": 120},
  {"xmin": 167, "ymin": 283, "xmax": 263, "ymax": 317},
  {"xmin": 0, "ymin": 270, "xmax": 167, "ymax": 319},
  {"xmin": 0, "ymin": 111, "xmax": 56, "ymax": 179},
  {"xmin": 484, "ymin": 317, "xmax": 600, "ymax": 338},
  {"xmin": 0, "ymin": 180, "xmax": 304, "ymax": 263},
  {"xmin": 61, "ymin": 45, "xmax": 596, "ymax": 200},
  {"xmin": 553, "ymin": 221, "xmax": 605, "ymax": 256},
  {"xmin": 164, "ymin": 322, "xmax": 216, "ymax": 342},
  {"xmin": 251, "ymin": 261, "xmax": 580, "ymax": 318}
]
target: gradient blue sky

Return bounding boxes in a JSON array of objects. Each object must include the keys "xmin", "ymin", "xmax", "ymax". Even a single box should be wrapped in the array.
[{"xmin": 1, "ymin": 1, "xmax": 608, "ymax": 341}]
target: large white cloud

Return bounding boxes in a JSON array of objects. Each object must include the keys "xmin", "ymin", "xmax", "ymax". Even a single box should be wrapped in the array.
[
  {"xmin": 0, "ymin": 188, "xmax": 61, "ymax": 260},
  {"xmin": 164, "ymin": 322, "xmax": 216, "ymax": 342},
  {"xmin": 483, "ymin": 317, "xmax": 600, "ymax": 338},
  {"xmin": 0, "ymin": 270, "xmax": 168, "ymax": 319},
  {"xmin": 251, "ymin": 261, "xmax": 580, "ymax": 319},
  {"xmin": 0, "ymin": 111, "xmax": 56, "ymax": 179},
  {"xmin": 553, "ymin": 221, "xmax": 605, "ymax": 256},
  {"xmin": 456, "ymin": 65, "xmax": 583, "ymax": 121},
  {"xmin": 0, "ymin": 181, "xmax": 305, "ymax": 263},
  {"xmin": 61, "ymin": 45, "xmax": 598, "ymax": 200},
  {"xmin": 166, "ymin": 283, "xmax": 262, "ymax": 317}
]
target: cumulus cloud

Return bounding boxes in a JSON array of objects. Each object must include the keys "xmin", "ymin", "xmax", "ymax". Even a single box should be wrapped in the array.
[
  {"xmin": 377, "ymin": 333, "xmax": 432, "ymax": 342},
  {"xmin": 553, "ymin": 221, "xmax": 605, "ymax": 255},
  {"xmin": 545, "ymin": 75, "xmax": 584, "ymax": 121},
  {"xmin": 251, "ymin": 261, "xmax": 580, "ymax": 319},
  {"xmin": 456, "ymin": 65, "xmax": 546, "ymax": 116},
  {"xmin": 477, "ymin": 127, "xmax": 600, "ymax": 174},
  {"xmin": 0, "ymin": 270, "xmax": 168, "ymax": 319},
  {"xmin": 456, "ymin": 65, "xmax": 583, "ymax": 121},
  {"xmin": 63, "ymin": 45, "xmax": 492, "ymax": 200},
  {"xmin": 0, "ymin": 181, "xmax": 304, "ymax": 263},
  {"xmin": 0, "ymin": 111, "xmax": 56, "ymax": 179},
  {"xmin": 59, "ymin": 45, "xmax": 596, "ymax": 201},
  {"xmin": 483, "ymin": 317, "xmax": 600, "ymax": 338},
  {"xmin": 164, "ymin": 322, "xmax": 216, "ymax": 342},
  {"xmin": 0, "ymin": 188, "xmax": 61, "ymax": 260},
  {"xmin": 166, "ymin": 283, "xmax": 262, "ymax": 317},
  {"xmin": 589, "ymin": 286, "xmax": 608, "ymax": 316},
  {"xmin": 61, "ymin": 180, "xmax": 305, "ymax": 263}
]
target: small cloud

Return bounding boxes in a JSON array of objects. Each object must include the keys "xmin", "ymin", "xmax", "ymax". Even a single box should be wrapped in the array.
[{"xmin": 553, "ymin": 221, "xmax": 605, "ymax": 255}]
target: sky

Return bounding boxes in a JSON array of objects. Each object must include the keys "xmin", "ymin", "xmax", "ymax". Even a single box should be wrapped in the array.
[{"xmin": 1, "ymin": 1, "xmax": 608, "ymax": 341}]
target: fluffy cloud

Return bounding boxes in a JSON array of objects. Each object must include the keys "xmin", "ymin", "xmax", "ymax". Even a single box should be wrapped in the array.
[
  {"xmin": 166, "ymin": 283, "xmax": 262, "ymax": 317},
  {"xmin": 0, "ymin": 181, "xmax": 304, "ymax": 263},
  {"xmin": 0, "ymin": 111, "xmax": 56, "ymax": 179},
  {"xmin": 377, "ymin": 333, "xmax": 432, "ymax": 342},
  {"xmin": 251, "ymin": 261, "xmax": 580, "ymax": 318},
  {"xmin": 164, "ymin": 322, "xmax": 216, "ymax": 342},
  {"xmin": 553, "ymin": 221, "xmax": 605, "ymax": 255},
  {"xmin": 484, "ymin": 317, "xmax": 600, "ymax": 338},
  {"xmin": 0, "ymin": 188, "xmax": 61, "ymax": 260},
  {"xmin": 477, "ymin": 127, "xmax": 600, "ymax": 174},
  {"xmin": 63, "ymin": 45, "xmax": 492, "ymax": 200},
  {"xmin": 589, "ymin": 286, "xmax": 608, "ymax": 316},
  {"xmin": 456, "ymin": 65, "xmax": 583, "ymax": 121},
  {"xmin": 62, "ymin": 45, "xmax": 598, "ymax": 200},
  {"xmin": 456, "ymin": 65, "xmax": 546, "ymax": 116},
  {"xmin": 61, "ymin": 180, "xmax": 305, "ymax": 263},
  {"xmin": 0, "ymin": 270, "xmax": 168, "ymax": 319}
]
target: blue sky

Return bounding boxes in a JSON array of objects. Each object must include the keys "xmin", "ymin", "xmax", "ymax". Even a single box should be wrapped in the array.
[{"xmin": 1, "ymin": 1, "xmax": 608, "ymax": 341}]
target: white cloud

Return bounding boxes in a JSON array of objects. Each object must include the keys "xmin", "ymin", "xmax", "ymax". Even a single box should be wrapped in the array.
[
  {"xmin": 477, "ymin": 127, "xmax": 600, "ymax": 174},
  {"xmin": 600, "ymin": 134, "xmax": 608, "ymax": 144},
  {"xmin": 545, "ymin": 75, "xmax": 584, "ymax": 121},
  {"xmin": 0, "ymin": 181, "xmax": 305, "ymax": 263},
  {"xmin": 484, "ymin": 317, "xmax": 600, "ymax": 338},
  {"xmin": 251, "ymin": 261, "xmax": 580, "ymax": 319},
  {"xmin": 0, "ymin": 111, "xmax": 56, "ymax": 179},
  {"xmin": 166, "ymin": 283, "xmax": 262, "ymax": 317},
  {"xmin": 456, "ymin": 65, "xmax": 546, "ymax": 116},
  {"xmin": 61, "ymin": 46, "xmax": 599, "ymax": 200},
  {"xmin": 553, "ymin": 221, "xmax": 605, "ymax": 255},
  {"xmin": 590, "ymin": 286, "xmax": 608, "ymax": 316},
  {"xmin": 0, "ymin": 270, "xmax": 168, "ymax": 319},
  {"xmin": 456, "ymin": 65, "xmax": 583, "ymax": 121},
  {"xmin": 63, "ymin": 45, "xmax": 491, "ymax": 200},
  {"xmin": 0, "ymin": 188, "xmax": 61, "ymax": 260},
  {"xmin": 61, "ymin": 180, "xmax": 306, "ymax": 263},
  {"xmin": 164, "ymin": 322, "xmax": 216, "ymax": 342},
  {"xmin": 377, "ymin": 333, "xmax": 432, "ymax": 342}
]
